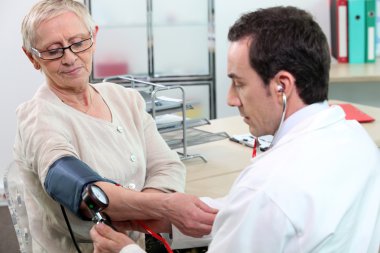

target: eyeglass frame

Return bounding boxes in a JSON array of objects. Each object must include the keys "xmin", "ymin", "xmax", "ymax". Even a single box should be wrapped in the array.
[{"xmin": 31, "ymin": 34, "xmax": 93, "ymax": 60}]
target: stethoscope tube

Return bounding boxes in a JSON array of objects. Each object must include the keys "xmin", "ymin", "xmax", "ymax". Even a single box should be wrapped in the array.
[{"xmin": 268, "ymin": 92, "xmax": 287, "ymax": 149}]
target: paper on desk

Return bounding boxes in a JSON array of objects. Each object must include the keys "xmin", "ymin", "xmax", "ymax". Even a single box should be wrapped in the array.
[
  {"xmin": 229, "ymin": 134, "xmax": 255, "ymax": 147},
  {"xmin": 230, "ymin": 134, "xmax": 273, "ymax": 150}
]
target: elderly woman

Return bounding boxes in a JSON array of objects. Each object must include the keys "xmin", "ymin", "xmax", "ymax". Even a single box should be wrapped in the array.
[{"xmin": 15, "ymin": 0, "xmax": 216, "ymax": 252}]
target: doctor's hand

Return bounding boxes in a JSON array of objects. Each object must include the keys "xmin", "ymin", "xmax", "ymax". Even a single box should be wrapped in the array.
[
  {"xmin": 91, "ymin": 223, "xmax": 135, "ymax": 253},
  {"xmin": 162, "ymin": 192, "xmax": 218, "ymax": 238}
]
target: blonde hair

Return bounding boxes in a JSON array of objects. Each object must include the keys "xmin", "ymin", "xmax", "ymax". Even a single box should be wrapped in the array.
[{"xmin": 21, "ymin": 0, "xmax": 96, "ymax": 52}]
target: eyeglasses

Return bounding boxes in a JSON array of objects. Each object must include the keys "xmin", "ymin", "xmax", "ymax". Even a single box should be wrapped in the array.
[{"xmin": 31, "ymin": 36, "xmax": 93, "ymax": 60}]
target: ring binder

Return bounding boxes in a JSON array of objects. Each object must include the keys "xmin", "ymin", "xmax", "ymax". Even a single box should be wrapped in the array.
[
  {"xmin": 330, "ymin": 0, "xmax": 348, "ymax": 63},
  {"xmin": 348, "ymin": 0, "xmax": 366, "ymax": 63}
]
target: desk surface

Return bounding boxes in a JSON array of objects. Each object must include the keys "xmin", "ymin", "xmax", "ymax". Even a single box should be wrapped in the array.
[
  {"xmin": 183, "ymin": 102, "xmax": 380, "ymax": 198},
  {"xmin": 183, "ymin": 117, "xmax": 252, "ymax": 198},
  {"xmin": 330, "ymin": 61, "xmax": 380, "ymax": 83}
]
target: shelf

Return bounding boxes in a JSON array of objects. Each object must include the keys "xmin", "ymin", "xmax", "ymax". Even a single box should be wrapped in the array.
[
  {"xmin": 139, "ymin": 91, "xmax": 193, "ymax": 114},
  {"xmin": 157, "ymin": 118, "xmax": 210, "ymax": 133},
  {"xmin": 329, "ymin": 59, "xmax": 380, "ymax": 84},
  {"xmin": 161, "ymin": 128, "xmax": 229, "ymax": 150},
  {"xmin": 87, "ymin": 0, "xmax": 216, "ymax": 119}
]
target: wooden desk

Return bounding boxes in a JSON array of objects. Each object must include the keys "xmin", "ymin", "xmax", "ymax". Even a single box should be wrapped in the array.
[
  {"xmin": 330, "ymin": 61, "xmax": 380, "ymax": 83},
  {"xmin": 183, "ymin": 117, "xmax": 252, "ymax": 198},
  {"xmin": 184, "ymin": 103, "xmax": 380, "ymax": 198}
]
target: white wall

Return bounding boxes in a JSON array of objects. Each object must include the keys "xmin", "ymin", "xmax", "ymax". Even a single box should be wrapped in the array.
[
  {"xmin": 214, "ymin": 0, "xmax": 331, "ymax": 118},
  {"xmin": 0, "ymin": 0, "xmax": 43, "ymax": 193}
]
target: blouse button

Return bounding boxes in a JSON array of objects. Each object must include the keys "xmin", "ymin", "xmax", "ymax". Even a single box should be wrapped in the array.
[
  {"xmin": 130, "ymin": 154, "xmax": 136, "ymax": 162},
  {"xmin": 128, "ymin": 183, "xmax": 136, "ymax": 190},
  {"xmin": 117, "ymin": 126, "xmax": 123, "ymax": 133}
]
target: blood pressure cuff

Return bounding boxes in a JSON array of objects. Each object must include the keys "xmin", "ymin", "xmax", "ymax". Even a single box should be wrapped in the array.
[{"xmin": 44, "ymin": 156, "xmax": 115, "ymax": 218}]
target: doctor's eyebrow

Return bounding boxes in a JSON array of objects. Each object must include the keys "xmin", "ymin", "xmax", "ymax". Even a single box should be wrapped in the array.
[
  {"xmin": 228, "ymin": 73, "xmax": 247, "ymax": 83},
  {"xmin": 228, "ymin": 73, "xmax": 240, "ymax": 79}
]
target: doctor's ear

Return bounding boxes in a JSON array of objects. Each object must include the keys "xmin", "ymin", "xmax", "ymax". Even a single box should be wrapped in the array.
[{"xmin": 273, "ymin": 70, "xmax": 296, "ymax": 94}]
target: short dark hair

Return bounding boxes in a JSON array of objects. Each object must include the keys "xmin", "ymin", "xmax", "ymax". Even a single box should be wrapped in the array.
[{"xmin": 228, "ymin": 6, "xmax": 330, "ymax": 104}]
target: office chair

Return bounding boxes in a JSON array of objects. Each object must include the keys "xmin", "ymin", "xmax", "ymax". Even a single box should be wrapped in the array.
[{"xmin": 3, "ymin": 161, "xmax": 32, "ymax": 253}]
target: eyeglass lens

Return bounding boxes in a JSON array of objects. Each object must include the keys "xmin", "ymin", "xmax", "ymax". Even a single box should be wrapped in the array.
[{"xmin": 38, "ymin": 37, "xmax": 93, "ymax": 60}]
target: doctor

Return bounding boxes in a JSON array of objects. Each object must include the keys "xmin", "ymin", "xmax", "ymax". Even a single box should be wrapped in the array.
[{"xmin": 90, "ymin": 6, "xmax": 380, "ymax": 253}]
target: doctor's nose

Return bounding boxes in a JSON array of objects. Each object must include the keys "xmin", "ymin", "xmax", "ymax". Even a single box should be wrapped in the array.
[{"xmin": 227, "ymin": 86, "xmax": 241, "ymax": 107}]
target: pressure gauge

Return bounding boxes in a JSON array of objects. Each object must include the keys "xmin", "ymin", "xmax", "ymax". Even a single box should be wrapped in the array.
[
  {"xmin": 82, "ymin": 184, "xmax": 109, "ymax": 213},
  {"xmin": 82, "ymin": 183, "xmax": 117, "ymax": 230}
]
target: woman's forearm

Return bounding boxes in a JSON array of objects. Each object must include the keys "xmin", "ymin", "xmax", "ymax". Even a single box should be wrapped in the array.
[{"xmin": 90, "ymin": 181, "xmax": 218, "ymax": 238}]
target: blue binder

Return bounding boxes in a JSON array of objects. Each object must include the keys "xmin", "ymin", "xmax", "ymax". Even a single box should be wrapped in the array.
[{"xmin": 348, "ymin": 0, "xmax": 366, "ymax": 63}]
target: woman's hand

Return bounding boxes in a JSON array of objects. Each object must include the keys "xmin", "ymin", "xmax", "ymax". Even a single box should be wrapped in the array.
[
  {"xmin": 112, "ymin": 192, "xmax": 218, "ymax": 238},
  {"xmin": 91, "ymin": 223, "xmax": 135, "ymax": 253}
]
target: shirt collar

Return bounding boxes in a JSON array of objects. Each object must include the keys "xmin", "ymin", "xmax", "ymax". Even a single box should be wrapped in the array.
[{"xmin": 271, "ymin": 100, "xmax": 329, "ymax": 145}]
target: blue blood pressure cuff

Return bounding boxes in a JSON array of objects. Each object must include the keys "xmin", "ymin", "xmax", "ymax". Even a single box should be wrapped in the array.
[{"xmin": 44, "ymin": 156, "xmax": 115, "ymax": 218}]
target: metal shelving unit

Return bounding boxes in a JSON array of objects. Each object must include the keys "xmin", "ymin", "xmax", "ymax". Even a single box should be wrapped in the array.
[
  {"xmin": 87, "ymin": 1, "xmax": 227, "ymax": 162},
  {"xmin": 103, "ymin": 75, "xmax": 208, "ymax": 162},
  {"xmin": 85, "ymin": 0, "xmax": 216, "ymax": 119}
]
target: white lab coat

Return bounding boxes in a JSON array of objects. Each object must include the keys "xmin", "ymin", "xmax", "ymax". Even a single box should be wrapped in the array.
[
  {"xmin": 124, "ymin": 103, "xmax": 380, "ymax": 253},
  {"xmin": 208, "ymin": 103, "xmax": 380, "ymax": 252}
]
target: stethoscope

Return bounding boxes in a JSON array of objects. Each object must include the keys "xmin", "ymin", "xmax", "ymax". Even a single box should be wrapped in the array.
[{"xmin": 261, "ymin": 85, "xmax": 287, "ymax": 151}]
